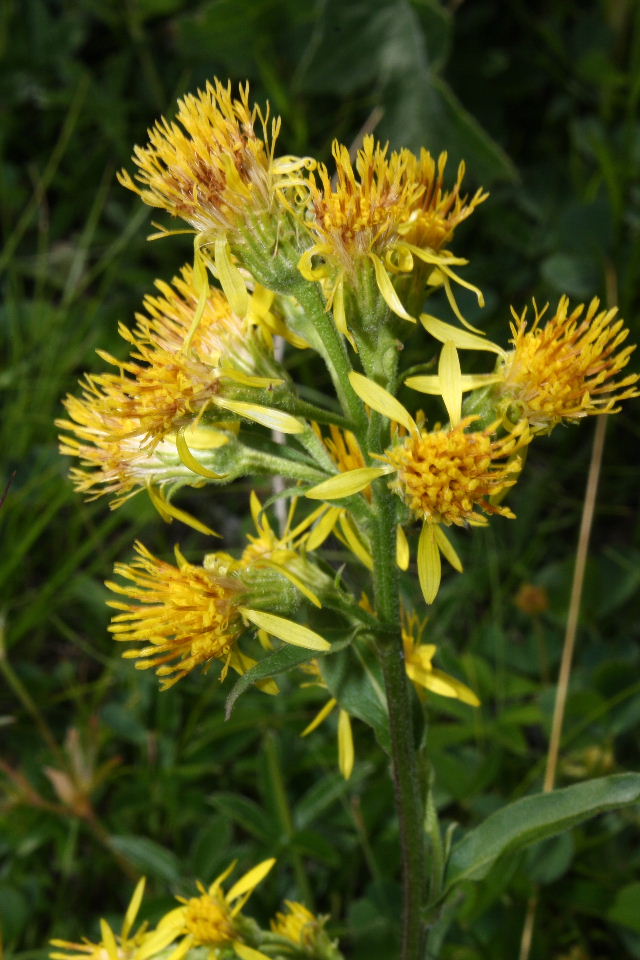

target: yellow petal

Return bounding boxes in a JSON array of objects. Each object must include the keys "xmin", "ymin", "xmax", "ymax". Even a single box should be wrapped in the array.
[
  {"xmin": 176, "ymin": 429, "xmax": 228, "ymax": 479},
  {"xmin": 221, "ymin": 368, "xmax": 284, "ymax": 389},
  {"xmin": 233, "ymin": 942, "xmax": 272, "ymax": 960},
  {"xmin": 434, "ymin": 525, "xmax": 463, "ymax": 573},
  {"xmin": 428, "ymin": 667, "xmax": 481, "ymax": 706},
  {"xmin": 406, "ymin": 372, "xmax": 503, "ymax": 394},
  {"xmin": 417, "ymin": 523, "xmax": 441, "ymax": 605},
  {"xmin": 298, "ymin": 245, "xmax": 331, "ymax": 281},
  {"xmin": 396, "ymin": 524, "xmax": 410, "ymax": 571},
  {"xmin": 226, "ymin": 858, "xmax": 276, "ymax": 904},
  {"xmin": 215, "ymin": 237, "xmax": 249, "ymax": 318},
  {"xmin": 214, "ymin": 398, "xmax": 305, "ymax": 434},
  {"xmin": 348, "ymin": 371, "xmax": 417, "ymax": 433},
  {"xmin": 301, "ymin": 698, "xmax": 337, "ymax": 736},
  {"xmin": 421, "ymin": 314, "xmax": 505, "ymax": 356},
  {"xmin": 183, "ymin": 240, "xmax": 210, "ymax": 351},
  {"xmin": 122, "ymin": 877, "xmax": 146, "ymax": 938},
  {"xmin": 369, "ymin": 252, "xmax": 415, "ymax": 322},
  {"xmin": 306, "ymin": 506, "xmax": 341, "ymax": 549},
  {"xmin": 338, "ymin": 709, "xmax": 355, "ymax": 780},
  {"xmin": 100, "ymin": 921, "xmax": 118, "ymax": 960},
  {"xmin": 439, "ymin": 340, "xmax": 462, "ymax": 426},
  {"xmin": 239, "ymin": 608, "xmax": 330, "ymax": 651},
  {"xmin": 338, "ymin": 512, "xmax": 373, "ymax": 569},
  {"xmin": 183, "ymin": 424, "xmax": 231, "ymax": 449},
  {"xmin": 147, "ymin": 483, "xmax": 220, "ymax": 537},
  {"xmin": 305, "ymin": 466, "xmax": 388, "ymax": 500}
]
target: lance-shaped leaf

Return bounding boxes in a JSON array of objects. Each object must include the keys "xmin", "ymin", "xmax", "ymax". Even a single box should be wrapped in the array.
[{"xmin": 443, "ymin": 773, "xmax": 640, "ymax": 897}]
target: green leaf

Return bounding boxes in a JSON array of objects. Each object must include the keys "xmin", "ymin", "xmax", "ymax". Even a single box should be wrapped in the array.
[
  {"xmin": 210, "ymin": 793, "xmax": 273, "ymax": 844},
  {"xmin": 225, "ymin": 645, "xmax": 321, "ymax": 719},
  {"xmin": 109, "ymin": 835, "xmax": 181, "ymax": 884},
  {"xmin": 443, "ymin": 773, "xmax": 640, "ymax": 896},
  {"xmin": 607, "ymin": 882, "xmax": 640, "ymax": 933},
  {"xmin": 321, "ymin": 642, "xmax": 390, "ymax": 753}
]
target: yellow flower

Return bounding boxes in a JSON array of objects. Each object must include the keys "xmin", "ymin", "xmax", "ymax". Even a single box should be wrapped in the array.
[
  {"xmin": 402, "ymin": 611, "xmax": 480, "ymax": 706},
  {"xmin": 306, "ymin": 372, "xmax": 528, "ymax": 603},
  {"xmin": 239, "ymin": 491, "xmax": 331, "ymax": 607},
  {"xmin": 57, "ymin": 397, "xmax": 234, "ymax": 509},
  {"xmin": 299, "ymin": 135, "xmax": 485, "ymax": 335},
  {"xmin": 118, "ymin": 79, "xmax": 310, "ymax": 236},
  {"xmin": 107, "ymin": 542, "xmax": 246, "ymax": 689},
  {"xmin": 499, "ymin": 296, "xmax": 640, "ymax": 432},
  {"xmin": 157, "ymin": 860, "xmax": 275, "ymax": 960},
  {"xmin": 383, "ymin": 417, "xmax": 521, "ymax": 528},
  {"xmin": 106, "ymin": 542, "xmax": 330, "ymax": 690},
  {"xmin": 58, "ymin": 265, "xmax": 306, "ymax": 498},
  {"xmin": 270, "ymin": 900, "xmax": 326, "ymax": 949},
  {"xmin": 50, "ymin": 879, "xmax": 174, "ymax": 960}
]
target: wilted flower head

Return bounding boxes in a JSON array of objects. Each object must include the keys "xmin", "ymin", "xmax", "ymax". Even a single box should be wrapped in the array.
[
  {"xmin": 499, "ymin": 296, "xmax": 639, "ymax": 432},
  {"xmin": 399, "ymin": 149, "xmax": 488, "ymax": 253},
  {"xmin": 300, "ymin": 135, "xmax": 486, "ymax": 333},
  {"xmin": 118, "ymin": 79, "xmax": 311, "ymax": 236}
]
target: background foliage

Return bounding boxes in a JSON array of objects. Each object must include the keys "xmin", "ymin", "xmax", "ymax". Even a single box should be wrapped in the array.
[{"xmin": 1, "ymin": 1, "xmax": 639, "ymax": 957}]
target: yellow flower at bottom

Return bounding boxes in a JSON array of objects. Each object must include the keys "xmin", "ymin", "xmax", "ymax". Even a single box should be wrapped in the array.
[
  {"xmin": 50, "ymin": 879, "xmax": 174, "ymax": 960},
  {"xmin": 271, "ymin": 900, "xmax": 324, "ymax": 949},
  {"xmin": 157, "ymin": 860, "xmax": 275, "ymax": 960},
  {"xmin": 106, "ymin": 542, "xmax": 246, "ymax": 689},
  {"xmin": 500, "ymin": 296, "xmax": 639, "ymax": 432}
]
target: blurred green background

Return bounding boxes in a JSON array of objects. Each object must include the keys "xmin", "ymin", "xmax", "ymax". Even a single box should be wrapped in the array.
[{"xmin": 1, "ymin": 1, "xmax": 640, "ymax": 958}]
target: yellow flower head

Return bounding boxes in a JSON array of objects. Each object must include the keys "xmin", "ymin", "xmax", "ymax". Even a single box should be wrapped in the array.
[
  {"xmin": 305, "ymin": 136, "xmax": 421, "ymax": 275},
  {"xmin": 50, "ymin": 879, "xmax": 172, "ymax": 960},
  {"xmin": 106, "ymin": 542, "xmax": 246, "ymax": 689},
  {"xmin": 118, "ymin": 79, "xmax": 309, "ymax": 234},
  {"xmin": 156, "ymin": 860, "xmax": 275, "ymax": 958},
  {"xmin": 499, "ymin": 296, "xmax": 640, "ymax": 432},
  {"xmin": 271, "ymin": 900, "xmax": 323, "ymax": 948},
  {"xmin": 383, "ymin": 417, "xmax": 523, "ymax": 528},
  {"xmin": 399, "ymin": 150, "xmax": 488, "ymax": 253}
]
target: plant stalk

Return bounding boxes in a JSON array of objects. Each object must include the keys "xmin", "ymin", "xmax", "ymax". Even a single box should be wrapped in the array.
[{"xmin": 371, "ymin": 485, "xmax": 427, "ymax": 960}]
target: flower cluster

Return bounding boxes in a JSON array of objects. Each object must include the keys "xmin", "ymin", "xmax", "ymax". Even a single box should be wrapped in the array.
[
  {"xmin": 51, "ymin": 864, "xmax": 343, "ymax": 960},
  {"xmin": 55, "ymin": 76, "xmax": 639, "ymax": 950}
]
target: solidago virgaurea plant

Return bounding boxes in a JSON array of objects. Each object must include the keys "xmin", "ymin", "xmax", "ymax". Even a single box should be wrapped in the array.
[{"xmin": 56, "ymin": 79, "xmax": 640, "ymax": 960}]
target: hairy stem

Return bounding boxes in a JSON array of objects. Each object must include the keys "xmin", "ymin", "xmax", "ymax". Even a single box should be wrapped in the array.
[{"xmin": 371, "ymin": 485, "xmax": 427, "ymax": 960}]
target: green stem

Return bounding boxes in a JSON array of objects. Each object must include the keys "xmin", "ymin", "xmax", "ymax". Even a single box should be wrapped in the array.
[
  {"xmin": 245, "ymin": 449, "xmax": 326, "ymax": 484},
  {"xmin": 370, "ymin": 486, "xmax": 427, "ymax": 960},
  {"xmin": 291, "ymin": 282, "xmax": 367, "ymax": 435}
]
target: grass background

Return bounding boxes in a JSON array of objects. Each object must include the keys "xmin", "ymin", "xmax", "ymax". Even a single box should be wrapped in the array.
[{"xmin": 1, "ymin": 1, "xmax": 640, "ymax": 957}]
